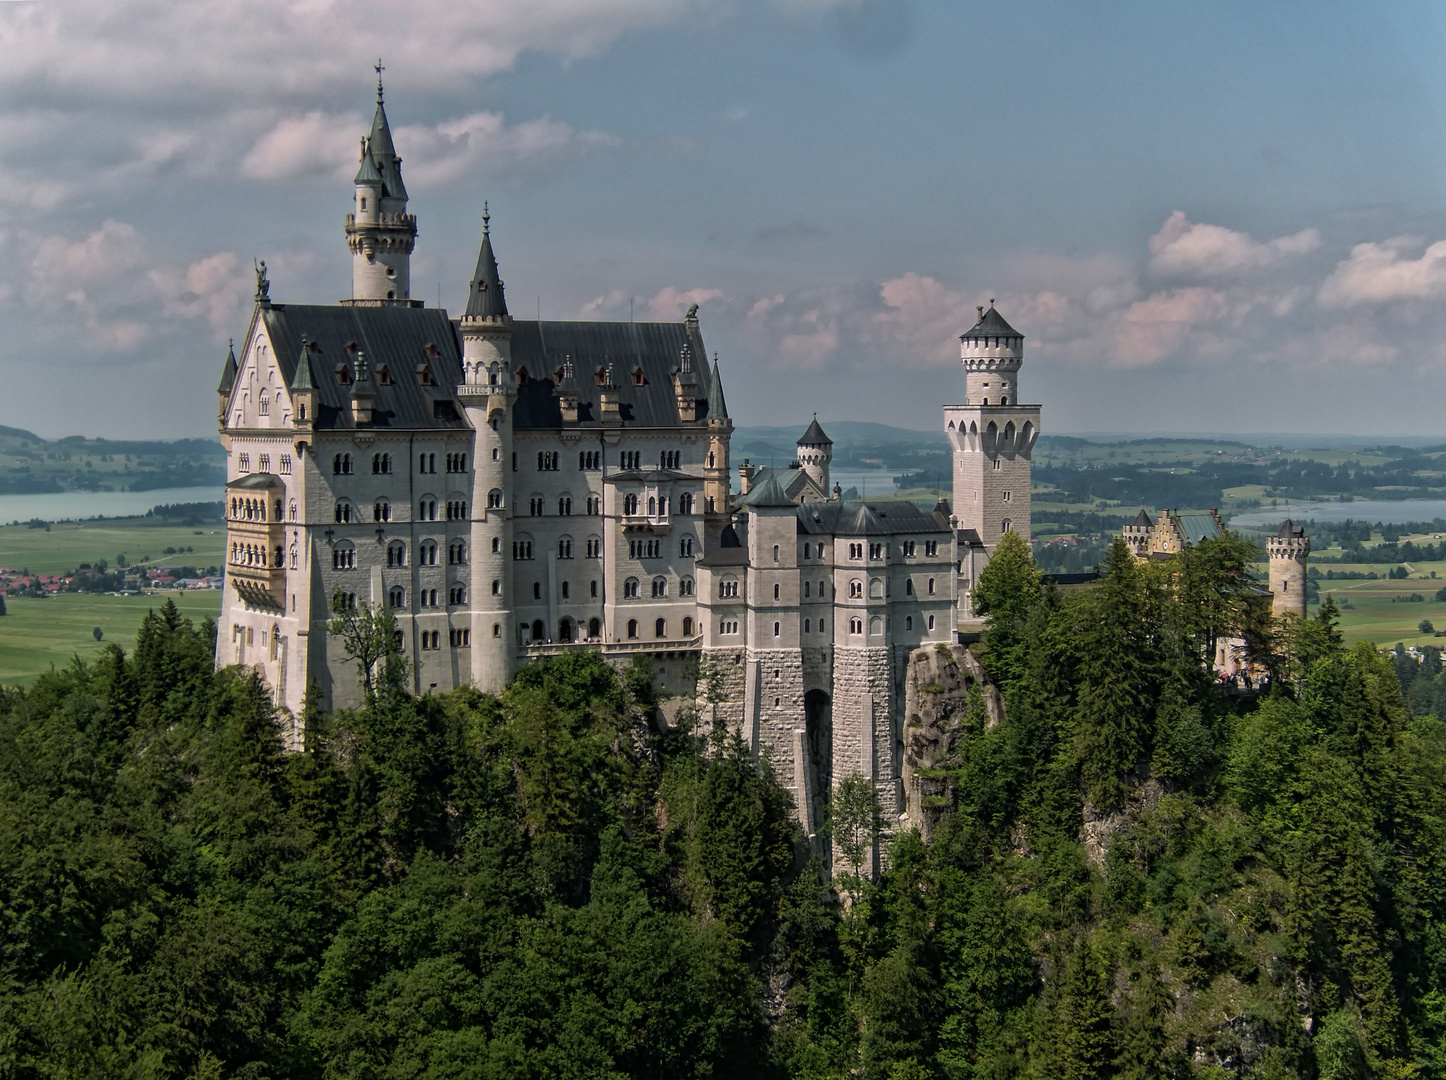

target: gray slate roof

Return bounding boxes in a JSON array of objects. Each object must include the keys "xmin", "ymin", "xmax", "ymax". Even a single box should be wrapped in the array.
[
  {"xmin": 508, "ymin": 320, "xmax": 713, "ymax": 430},
  {"xmin": 707, "ymin": 356, "xmax": 729, "ymax": 421},
  {"xmin": 798, "ymin": 415, "xmax": 831, "ymax": 446},
  {"xmin": 1277, "ymin": 518, "xmax": 1306, "ymax": 538},
  {"xmin": 252, "ymin": 301, "xmax": 713, "ymax": 433},
  {"xmin": 260, "ymin": 303, "xmax": 468, "ymax": 431},
  {"xmin": 217, "ymin": 342, "xmax": 237, "ymax": 395},
  {"xmin": 795, "ymin": 499, "xmax": 951, "ymax": 537},
  {"xmin": 464, "ymin": 212, "xmax": 507, "ymax": 319},
  {"xmin": 1130, "ymin": 508, "xmax": 1152, "ymax": 527},
  {"xmin": 962, "ymin": 305, "xmax": 1022, "ymax": 340}
]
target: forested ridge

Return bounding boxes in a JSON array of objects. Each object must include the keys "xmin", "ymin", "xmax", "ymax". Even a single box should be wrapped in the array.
[{"xmin": 2, "ymin": 531, "xmax": 1445, "ymax": 1077}]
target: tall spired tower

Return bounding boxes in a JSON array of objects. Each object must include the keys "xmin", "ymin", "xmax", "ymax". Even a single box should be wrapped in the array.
[
  {"xmin": 943, "ymin": 304, "xmax": 1041, "ymax": 564},
  {"xmin": 344, "ymin": 69, "xmax": 417, "ymax": 305}
]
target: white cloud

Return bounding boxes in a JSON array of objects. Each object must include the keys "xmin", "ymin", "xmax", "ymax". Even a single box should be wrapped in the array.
[
  {"xmin": 1149, "ymin": 210, "xmax": 1319, "ymax": 278},
  {"xmin": 241, "ymin": 111, "xmax": 365, "ymax": 182},
  {"xmin": 241, "ymin": 109, "xmax": 618, "ymax": 186},
  {"xmin": 149, "ymin": 252, "xmax": 250, "ymax": 333},
  {"xmin": 1105, "ymin": 287, "xmax": 1229, "ymax": 367},
  {"xmin": 1317, "ymin": 237, "xmax": 1446, "ymax": 307}
]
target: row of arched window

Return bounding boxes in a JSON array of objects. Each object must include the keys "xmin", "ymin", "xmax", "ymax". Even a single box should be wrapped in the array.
[
  {"xmin": 230, "ymin": 542, "xmax": 285, "ymax": 568},
  {"xmin": 230, "ymin": 496, "xmax": 283, "ymax": 522},
  {"xmin": 382, "ymin": 585, "xmax": 468, "ymax": 609},
  {"xmin": 623, "ymin": 617, "xmax": 694, "ymax": 640},
  {"xmin": 620, "ymin": 576, "xmax": 694, "ymax": 599}
]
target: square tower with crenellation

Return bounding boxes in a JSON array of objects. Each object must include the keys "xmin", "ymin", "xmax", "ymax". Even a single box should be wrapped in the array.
[{"xmin": 942, "ymin": 305, "xmax": 1041, "ymax": 611}]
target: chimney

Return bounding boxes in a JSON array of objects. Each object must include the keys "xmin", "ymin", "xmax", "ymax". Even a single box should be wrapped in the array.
[
  {"xmin": 598, "ymin": 363, "xmax": 621, "ymax": 426},
  {"xmin": 738, "ymin": 458, "xmax": 755, "ymax": 495}
]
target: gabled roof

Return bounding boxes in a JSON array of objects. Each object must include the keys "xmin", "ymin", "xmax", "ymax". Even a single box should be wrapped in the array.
[
  {"xmin": 464, "ymin": 207, "xmax": 508, "ymax": 319},
  {"xmin": 961, "ymin": 304, "xmax": 1022, "ymax": 340},
  {"xmin": 217, "ymin": 341, "xmax": 237, "ymax": 395},
  {"xmin": 735, "ymin": 468, "xmax": 796, "ymax": 509},
  {"xmin": 1175, "ymin": 513, "xmax": 1224, "ymax": 546},
  {"xmin": 798, "ymin": 415, "xmax": 831, "ymax": 446}
]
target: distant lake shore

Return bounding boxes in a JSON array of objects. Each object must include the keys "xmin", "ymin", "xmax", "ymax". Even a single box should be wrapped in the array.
[
  {"xmin": 0, "ymin": 486, "xmax": 222, "ymax": 524},
  {"xmin": 1229, "ymin": 499, "xmax": 1446, "ymax": 529}
]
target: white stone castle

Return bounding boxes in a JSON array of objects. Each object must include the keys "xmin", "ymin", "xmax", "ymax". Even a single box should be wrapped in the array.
[{"xmin": 217, "ymin": 78, "xmax": 1042, "ymax": 835}]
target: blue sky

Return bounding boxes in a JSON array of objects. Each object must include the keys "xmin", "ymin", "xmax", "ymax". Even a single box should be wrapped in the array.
[{"xmin": 3, "ymin": 0, "xmax": 1446, "ymax": 439}]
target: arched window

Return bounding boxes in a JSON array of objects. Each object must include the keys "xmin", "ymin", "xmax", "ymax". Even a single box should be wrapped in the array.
[
  {"xmin": 774, "ymin": 583, "xmax": 781, "ymax": 600},
  {"xmin": 869, "ymin": 616, "xmax": 883, "ymax": 636},
  {"xmin": 680, "ymin": 576, "xmax": 694, "ymax": 597},
  {"xmin": 627, "ymin": 619, "xmax": 638, "ymax": 639},
  {"xmin": 720, "ymin": 577, "xmax": 739, "ymax": 599},
  {"xmin": 680, "ymin": 492, "xmax": 693, "ymax": 514},
  {"xmin": 850, "ymin": 617, "xmax": 862, "ymax": 634},
  {"xmin": 374, "ymin": 500, "xmax": 391, "ymax": 522},
  {"xmin": 1001, "ymin": 518, "xmax": 1012, "ymax": 533},
  {"xmin": 588, "ymin": 617, "xmax": 601, "ymax": 638},
  {"xmin": 849, "ymin": 579, "xmax": 862, "ymax": 599},
  {"xmin": 492, "ymin": 537, "xmax": 501, "ymax": 553},
  {"xmin": 449, "ymin": 541, "xmax": 466, "ymax": 565},
  {"xmin": 655, "ymin": 618, "xmax": 666, "ymax": 638},
  {"xmin": 420, "ymin": 541, "xmax": 437, "ymax": 566},
  {"xmin": 492, "ymin": 579, "xmax": 501, "ymax": 595},
  {"xmin": 558, "ymin": 495, "xmax": 572, "ymax": 516},
  {"xmin": 652, "ymin": 576, "xmax": 667, "ymax": 598},
  {"xmin": 927, "ymin": 577, "xmax": 936, "ymax": 595},
  {"xmin": 624, "ymin": 577, "xmax": 639, "ymax": 598},
  {"xmin": 487, "ymin": 489, "xmax": 503, "ymax": 509},
  {"xmin": 258, "ymin": 391, "xmax": 269, "ymax": 415},
  {"xmin": 773, "ymin": 621, "xmax": 781, "ymax": 637},
  {"xmin": 532, "ymin": 619, "xmax": 545, "ymax": 641},
  {"xmin": 804, "ymin": 581, "xmax": 811, "ymax": 597},
  {"xmin": 387, "ymin": 541, "xmax": 406, "ymax": 567},
  {"xmin": 334, "ymin": 502, "xmax": 354, "ymax": 524},
  {"xmin": 905, "ymin": 615, "xmax": 913, "ymax": 630},
  {"xmin": 332, "ymin": 544, "xmax": 356, "ymax": 570},
  {"xmin": 388, "ymin": 586, "xmax": 405, "ymax": 608},
  {"xmin": 804, "ymin": 618, "xmax": 811, "ymax": 633},
  {"xmin": 558, "ymin": 536, "xmax": 573, "ymax": 559},
  {"xmin": 683, "ymin": 617, "xmax": 693, "ymax": 636},
  {"xmin": 928, "ymin": 614, "xmax": 935, "ymax": 631},
  {"xmin": 623, "ymin": 494, "xmax": 639, "ymax": 515},
  {"xmin": 773, "ymin": 545, "xmax": 779, "ymax": 562},
  {"xmin": 449, "ymin": 585, "xmax": 466, "ymax": 605}
]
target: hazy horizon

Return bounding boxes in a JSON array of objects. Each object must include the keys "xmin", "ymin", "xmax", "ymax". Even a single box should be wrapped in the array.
[{"xmin": 3, "ymin": 2, "xmax": 1446, "ymax": 441}]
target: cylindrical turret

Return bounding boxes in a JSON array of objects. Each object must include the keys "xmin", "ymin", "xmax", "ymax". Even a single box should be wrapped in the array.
[
  {"xmin": 961, "ymin": 303, "xmax": 1024, "ymax": 406},
  {"xmin": 796, "ymin": 414, "xmax": 832, "ymax": 496},
  {"xmin": 1267, "ymin": 519, "xmax": 1310, "ymax": 620},
  {"xmin": 344, "ymin": 78, "xmax": 417, "ymax": 304},
  {"xmin": 457, "ymin": 207, "xmax": 515, "ymax": 692}
]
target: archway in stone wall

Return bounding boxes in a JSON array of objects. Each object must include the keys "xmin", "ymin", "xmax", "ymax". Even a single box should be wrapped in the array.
[{"xmin": 803, "ymin": 689, "xmax": 832, "ymax": 858}]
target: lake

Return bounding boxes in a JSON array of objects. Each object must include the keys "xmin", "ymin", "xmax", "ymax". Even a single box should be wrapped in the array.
[
  {"xmin": 1229, "ymin": 499, "xmax": 1446, "ymax": 530},
  {"xmin": 0, "ymin": 486, "xmax": 223, "ymax": 524}
]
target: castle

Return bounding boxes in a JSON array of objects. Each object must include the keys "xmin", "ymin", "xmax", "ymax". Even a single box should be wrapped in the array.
[
  {"xmin": 216, "ymin": 78, "xmax": 1042, "ymax": 837},
  {"xmin": 1122, "ymin": 507, "xmax": 1310, "ymax": 621}
]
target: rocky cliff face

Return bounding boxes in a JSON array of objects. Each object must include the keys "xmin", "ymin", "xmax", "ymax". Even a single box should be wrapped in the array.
[{"xmin": 900, "ymin": 643, "xmax": 1002, "ymax": 841}]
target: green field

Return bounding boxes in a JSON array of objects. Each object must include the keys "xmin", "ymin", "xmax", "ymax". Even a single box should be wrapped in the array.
[
  {"xmin": 1316, "ymin": 565, "xmax": 1446, "ymax": 647},
  {"xmin": 0, "ymin": 591, "xmax": 223, "ymax": 686},
  {"xmin": 0, "ymin": 518, "xmax": 226, "ymax": 575}
]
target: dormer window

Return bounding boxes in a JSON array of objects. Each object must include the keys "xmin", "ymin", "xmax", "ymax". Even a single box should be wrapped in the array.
[
  {"xmin": 516, "ymin": 367, "xmax": 530, "ymax": 386},
  {"xmin": 595, "ymin": 368, "xmax": 607, "ymax": 386},
  {"xmin": 632, "ymin": 366, "xmax": 646, "ymax": 386},
  {"xmin": 416, "ymin": 365, "xmax": 435, "ymax": 386},
  {"xmin": 376, "ymin": 365, "xmax": 392, "ymax": 386},
  {"xmin": 336, "ymin": 364, "xmax": 352, "ymax": 385}
]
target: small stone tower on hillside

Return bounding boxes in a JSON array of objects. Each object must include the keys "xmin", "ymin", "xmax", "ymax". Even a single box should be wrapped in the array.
[
  {"xmin": 1267, "ymin": 519, "xmax": 1310, "ymax": 620},
  {"xmin": 796, "ymin": 415, "xmax": 832, "ymax": 495},
  {"xmin": 1123, "ymin": 509, "xmax": 1152, "ymax": 559},
  {"xmin": 345, "ymin": 71, "xmax": 417, "ymax": 304},
  {"xmin": 943, "ymin": 304, "xmax": 1041, "ymax": 560}
]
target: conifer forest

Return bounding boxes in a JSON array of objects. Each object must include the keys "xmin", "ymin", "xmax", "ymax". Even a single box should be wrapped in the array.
[{"xmin": 2, "ymin": 534, "xmax": 1445, "ymax": 1078}]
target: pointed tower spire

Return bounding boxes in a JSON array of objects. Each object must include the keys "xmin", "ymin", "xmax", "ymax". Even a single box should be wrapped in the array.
[
  {"xmin": 345, "ymin": 67, "xmax": 416, "ymax": 304},
  {"xmin": 707, "ymin": 353, "xmax": 729, "ymax": 420},
  {"xmin": 217, "ymin": 339, "xmax": 238, "ymax": 395},
  {"xmin": 464, "ymin": 202, "xmax": 508, "ymax": 319}
]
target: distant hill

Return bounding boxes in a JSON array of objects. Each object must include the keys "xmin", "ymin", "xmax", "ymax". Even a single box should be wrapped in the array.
[{"xmin": 0, "ymin": 428, "xmax": 223, "ymax": 495}]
